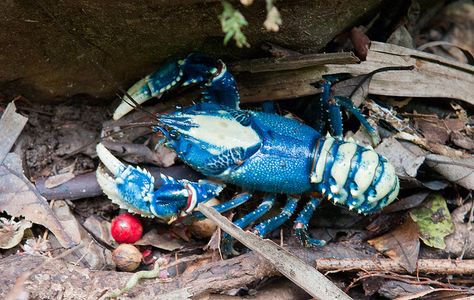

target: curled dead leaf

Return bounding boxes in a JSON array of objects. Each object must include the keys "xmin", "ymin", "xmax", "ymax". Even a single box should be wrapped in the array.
[
  {"xmin": 0, "ymin": 153, "xmax": 76, "ymax": 248},
  {"xmin": 0, "ymin": 218, "xmax": 32, "ymax": 249},
  {"xmin": 368, "ymin": 217, "xmax": 420, "ymax": 273}
]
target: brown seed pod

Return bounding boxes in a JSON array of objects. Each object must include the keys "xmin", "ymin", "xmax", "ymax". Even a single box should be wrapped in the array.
[
  {"xmin": 112, "ymin": 244, "xmax": 142, "ymax": 272},
  {"xmin": 190, "ymin": 198, "xmax": 220, "ymax": 238}
]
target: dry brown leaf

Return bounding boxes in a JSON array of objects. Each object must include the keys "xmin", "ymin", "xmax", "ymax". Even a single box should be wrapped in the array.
[
  {"xmin": 378, "ymin": 280, "xmax": 431, "ymax": 299},
  {"xmin": 425, "ymin": 154, "xmax": 474, "ymax": 190},
  {"xmin": 0, "ymin": 218, "xmax": 32, "ymax": 249},
  {"xmin": 50, "ymin": 200, "xmax": 81, "ymax": 244},
  {"xmin": 444, "ymin": 201, "xmax": 474, "ymax": 258},
  {"xmin": 415, "ymin": 118, "xmax": 450, "ymax": 144},
  {"xmin": 134, "ymin": 228, "xmax": 185, "ymax": 251},
  {"xmin": 51, "ymin": 200, "xmax": 114, "ymax": 269},
  {"xmin": 382, "ymin": 191, "xmax": 430, "ymax": 214},
  {"xmin": 396, "ymin": 288, "xmax": 474, "ymax": 300},
  {"xmin": 0, "ymin": 102, "xmax": 28, "ymax": 165},
  {"xmin": 0, "ymin": 153, "xmax": 76, "ymax": 248},
  {"xmin": 451, "ymin": 131, "xmax": 474, "ymax": 152},
  {"xmin": 326, "ymin": 42, "xmax": 474, "ymax": 106},
  {"xmin": 44, "ymin": 172, "xmax": 76, "ymax": 189},
  {"xmin": 375, "ymin": 137, "xmax": 425, "ymax": 178},
  {"xmin": 83, "ymin": 215, "xmax": 117, "ymax": 248},
  {"xmin": 368, "ymin": 217, "xmax": 420, "ymax": 273}
]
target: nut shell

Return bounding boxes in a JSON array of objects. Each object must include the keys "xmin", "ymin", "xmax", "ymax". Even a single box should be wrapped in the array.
[
  {"xmin": 112, "ymin": 244, "xmax": 142, "ymax": 272},
  {"xmin": 190, "ymin": 198, "xmax": 220, "ymax": 238}
]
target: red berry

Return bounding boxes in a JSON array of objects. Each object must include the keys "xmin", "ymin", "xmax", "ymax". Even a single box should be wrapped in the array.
[{"xmin": 111, "ymin": 213, "xmax": 143, "ymax": 244}]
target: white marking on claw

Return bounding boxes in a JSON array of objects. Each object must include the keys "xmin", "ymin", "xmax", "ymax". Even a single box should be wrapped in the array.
[
  {"xmin": 113, "ymin": 76, "xmax": 158, "ymax": 120},
  {"xmin": 174, "ymin": 114, "xmax": 261, "ymax": 150},
  {"xmin": 96, "ymin": 143, "xmax": 125, "ymax": 176}
]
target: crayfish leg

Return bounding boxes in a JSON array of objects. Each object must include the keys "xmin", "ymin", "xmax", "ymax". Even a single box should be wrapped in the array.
[
  {"xmin": 222, "ymin": 194, "xmax": 276, "ymax": 256},
  {"xmin": 253, "ymin": 195, "xmax": 300, "ymax": 238},
  {"xmin": 294, "ymin": 197, "xmax": 326, "ymax": 247}
]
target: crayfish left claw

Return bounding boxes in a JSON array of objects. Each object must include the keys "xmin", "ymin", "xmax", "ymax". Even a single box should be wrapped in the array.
[{"xmin": 113, "ymin": 53, "xmax": 240, "ymax": 120}]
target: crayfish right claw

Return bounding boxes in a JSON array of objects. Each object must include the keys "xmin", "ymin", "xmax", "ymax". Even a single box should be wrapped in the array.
[
  {"xmin": 96, "ymin": 143, "xmax": 226, "ymax": 222},
  {"xmin": 96, "ymin": 143, "xmax": 156, "ymax": 217}
]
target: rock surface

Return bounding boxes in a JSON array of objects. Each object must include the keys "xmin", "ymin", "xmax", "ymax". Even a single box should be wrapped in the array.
[{"xmin": 0, "ymin": 0, "xmax": 381, "ymax": 102}]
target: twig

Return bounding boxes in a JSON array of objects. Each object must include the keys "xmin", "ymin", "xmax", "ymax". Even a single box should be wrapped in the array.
[
  {"xmin": 36, "ymin": 165, "xmax": 201, "ymax": 201},
  {"xmin": 229, "ymin": 52, "xmax": 359, "ymax": 73},
  {"xmin": 197, "ymin": 204, "xmax": 352, "ymax": 300},
  {"xmin": 345, "ymin": 271, "xmax": 465, "ymax": 293},
  {"xmin": 316, "ymin": 258, "xmax": 474, "ymax": 275}
]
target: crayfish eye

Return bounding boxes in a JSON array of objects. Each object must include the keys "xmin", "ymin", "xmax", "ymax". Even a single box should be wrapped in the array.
[{"xmin": 169, "ymin": 130, "xmax": 180, "ymax": 140}]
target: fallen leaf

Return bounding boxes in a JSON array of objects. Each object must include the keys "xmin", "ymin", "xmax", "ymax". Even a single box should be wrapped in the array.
[
  {"xmin": 0, "ymin": 218, "xmax": 32, "ymax": 249},
  {"xmin": 444, "ymin": 201, "xmax": 474, "ymax": 258},
  {"xmin": 0, "ymin": 153, "xmax": 76, "ymax": 248},
  {"xmin": 375, "ymin": 137, "xmax": 425, "ymax": 178},
  {"xmin": 100, "ymin": 140, "xmax": 177, "ymax": 168},
  {"xmin": 51, "ymin": 200, "xmax": 114, "ymax": 269},
  {"xmin": 83, "ymin": 215, "xmax": 117, "ymax": 248},
  {"xmin": 50, "ymin": 200, "xmax": 81, "ymax": 244},
  {"xmin": 361, "ymin": 277, "xmax": 385, "ymax": 296},
  {"xmin": 378, "ymin": 280, "xmax": 431, "ymax": 299},
  {"xmin": 350, "ymin": 27, "xmax": 370, "ymax": 60},
  {"xmin": 135, "ymin": 228, "xmax": 185, "ymax": 251},
  {"xmin": 414, "ymin": 118, "xmax": 450, "ymax": 144},
  {"xmin": 450, "ymin": 131, "xmax": 474, "ymax": 152},
  {"xmin": 368, "ymin": 217, "xmax": 420, "ymax": 273},
  {"xmin": 425, "ymin": 154, "xmax": 474, "ymax": 190},
  {"xmin": 396, "ymin": 288, "xmax": 474, "ymax": 300},
  {"xmin": 387, "ymin": 25, "xmax": 414, "ymax": 48},
  {"xmin": 0, "ymin": 102, "xmax": 28, "ymax": 165},
  {"xmin": 382, "ymin": 191, "xmax": 430, "ymax": 214},
  {"xmin": 44, "ymin": 172, "xmax": 76, "ymax": 189},
  {"xmin": 410, "ymin": 193, "xmax": 454, "ymax": 249}
]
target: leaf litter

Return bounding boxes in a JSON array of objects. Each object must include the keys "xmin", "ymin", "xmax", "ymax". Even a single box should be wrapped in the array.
[{"xmin": 1, "ymin": 2, "xmax": 474, "ymax": 298}]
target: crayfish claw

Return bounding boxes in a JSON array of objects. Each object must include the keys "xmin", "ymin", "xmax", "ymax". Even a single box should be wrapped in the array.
[
  {"xmin": 113, "ymin": 53, "xmax": 241, "ymax": 120},
  {"xmin": 96, "ymin": 143, "xmax": 156, "ymax": 217}
]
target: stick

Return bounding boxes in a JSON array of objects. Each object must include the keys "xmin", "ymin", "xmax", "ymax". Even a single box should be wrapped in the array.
[
  {"xmin": 36, "ymin": 165, "xmax": 201, "ymax": 200},
  {"xmin": 229, "ymin": 52, "xmax": 359, "ymax": 73},
  {"xmin": 234, "ymin": 42, "xmax": 473, "ymax": 105},
  {"xmin": 197, "ymin": 204, "xmax": 352, "ymax": 300},
  {"xmin": 316, "ymin": 258, "xmax": 474, "ymax": 275}
]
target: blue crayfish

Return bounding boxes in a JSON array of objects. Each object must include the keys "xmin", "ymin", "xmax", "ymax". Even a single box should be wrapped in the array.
[{"xmin": 96, "ymin": 53, "xmax": 399, "ymax": 254}]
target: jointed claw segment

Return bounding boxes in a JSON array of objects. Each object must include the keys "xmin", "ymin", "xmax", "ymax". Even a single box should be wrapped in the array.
[
  {"xmin": 96, "ymin": 143, "xmax": 224, "ymax": 223},
  {"xmin": 114, "ymin": 53, "xmax": 240, "ymax": 120}
]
